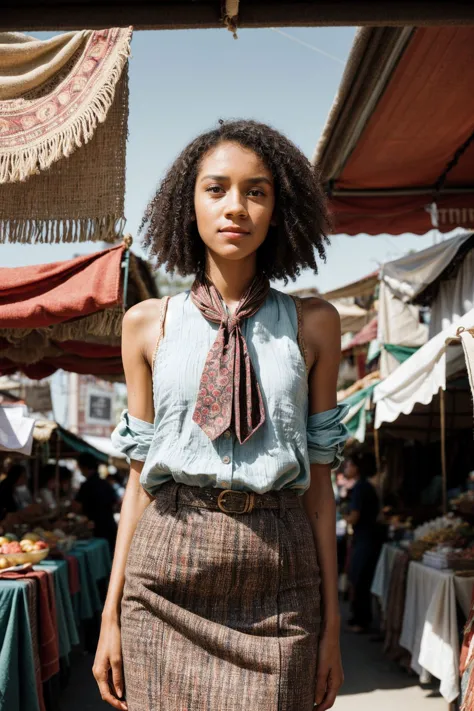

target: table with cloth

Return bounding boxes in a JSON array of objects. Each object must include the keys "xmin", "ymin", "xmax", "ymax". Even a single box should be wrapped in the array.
[
  {"xmin": 371, "ymin": 542, "xmax": 406, "ymax": 613},
  {"xmin": 399, "ymin": 561, "xmax": 474, "ymax": 703},
  {"xmin": 0, "ymin": 538, "xmax": 111, "ymax": 711}
]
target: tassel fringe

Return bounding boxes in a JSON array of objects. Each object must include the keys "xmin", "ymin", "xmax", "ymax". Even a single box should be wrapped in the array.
[{"xmin": 0, "ymin": 29, "xmax": 132, "ymax": 185}]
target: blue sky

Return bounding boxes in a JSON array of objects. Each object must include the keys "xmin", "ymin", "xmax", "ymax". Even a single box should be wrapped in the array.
[{"xmin": 3, "ymin": 27, "xmax": 436, "ymax": 292}]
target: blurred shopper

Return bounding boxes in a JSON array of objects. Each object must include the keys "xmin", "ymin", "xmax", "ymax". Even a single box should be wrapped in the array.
[
  {"xmin": 344, "ymin": 450, "xmax": 381, "ymax": 632},
  {"xmin": 75, "ymin": 453, "xmax": 118, "ymax": 553}
]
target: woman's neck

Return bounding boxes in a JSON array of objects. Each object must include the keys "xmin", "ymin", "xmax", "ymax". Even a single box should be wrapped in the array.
[{"xmin": 205, "ymin": 253, "xmax": 258, "ymax": 311}]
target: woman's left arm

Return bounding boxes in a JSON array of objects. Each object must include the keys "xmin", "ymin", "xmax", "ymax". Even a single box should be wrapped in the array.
[{"xmin": 301, "ymin": 297, "xmax": 344, "ymax": 711}]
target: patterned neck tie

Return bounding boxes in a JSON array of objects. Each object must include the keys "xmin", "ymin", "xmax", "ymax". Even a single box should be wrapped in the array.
[{"xmin": 190, "ymin": 274, "xmax": 270, "ymax": 444}]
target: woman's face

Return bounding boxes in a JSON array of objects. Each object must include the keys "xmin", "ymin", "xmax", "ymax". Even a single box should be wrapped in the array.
[{"xmin": 194, "ymin": 141, "xmax": 275, "ymax": 265}]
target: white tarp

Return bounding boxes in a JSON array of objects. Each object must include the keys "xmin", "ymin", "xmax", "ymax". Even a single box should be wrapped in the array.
[
  {"xmin": 381, "ymin": 231, "xmax": 473, "ymax": 302},
  {"xmin": 378, "ymin": 280, "xmax": 429, "ymax": 377},
  {"xmin": 430, "ymin": 247, "xmax": 474, "ymax": 336},
  {"xmin": 374, "ymin": 308, "xmax": 474, "ymax": 428},
  {"xmin": 0, "ymin": 404, "xmax": 36, "ymax": 455}
]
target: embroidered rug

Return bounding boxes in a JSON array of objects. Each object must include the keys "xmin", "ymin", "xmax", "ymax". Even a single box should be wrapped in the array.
[{"xmin": 0, "ymin": 27, "xmax": 132, "ymax": 243}]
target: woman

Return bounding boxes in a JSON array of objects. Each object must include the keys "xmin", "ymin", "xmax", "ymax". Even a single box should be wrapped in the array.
[
  {"xmin": 344, "ymin": 451, "xmax": 381, "ymax": 633},
  {"xmin": 94, "ymin": 120, "xmax": 348, "ymax": 711}
]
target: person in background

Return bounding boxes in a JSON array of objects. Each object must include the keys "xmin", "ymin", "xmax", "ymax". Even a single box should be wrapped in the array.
[
  {"xmin": 38, "ymin": 464, "xmax": 58, "ymax": 509},
  {"xmin": 0, "ymin": 463, "xmax": 32, "ymax": 514},
  {"xmin": 344, "ymin": 450, "xmax": 381, "ymax": 633},
  {"xmin": 75, "ymin": 453, "xmax": 118, "ymax": 553}
]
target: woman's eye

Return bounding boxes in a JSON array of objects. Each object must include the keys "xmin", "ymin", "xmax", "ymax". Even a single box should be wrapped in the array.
[
  {"xmin": 205, "ymin": 185, "xmax": 223, "ymax": 194},
  {"xmin": 248, "ymin": 188, "xmax": 265, "ymax": 197}
]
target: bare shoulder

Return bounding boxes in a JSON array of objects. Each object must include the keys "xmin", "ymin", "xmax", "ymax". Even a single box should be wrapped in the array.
[
  {"xmin": 122, "ymin": 298, "xmax": 163, "ymax": 332},
  {"xmin": 299, "ymin": 296, "xmax": 340, "ymax": 331},
  {"xmin": 298, "ymin": 296, "xmax": 341, "ymax": 365}
]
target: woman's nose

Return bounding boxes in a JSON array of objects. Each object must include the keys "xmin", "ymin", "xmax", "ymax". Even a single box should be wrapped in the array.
[{"xmin": 224, "ymin": 190, "xmax": 248, "ymax": 218}]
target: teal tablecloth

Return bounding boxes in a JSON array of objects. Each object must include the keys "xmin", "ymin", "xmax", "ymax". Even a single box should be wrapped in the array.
[
  {"xmin": 69, "ymin": 538, "xmax": 112, "ymax": 622},
  {"xmin": 0, "ymin": 580, "xmax": 40, "ymax": 711},
  {"xmin": 36, "ymin": 560, "xmax": 79, "ymax": 659}
]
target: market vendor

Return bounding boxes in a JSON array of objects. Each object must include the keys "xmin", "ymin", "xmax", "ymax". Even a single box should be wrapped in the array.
[
  {"xmin": 343, "ymin": 450, "xmax": 382, "ymax": 633},
  {"xmin": 74, "ymin": 453, "xmax": 118, "ymax": 552}
]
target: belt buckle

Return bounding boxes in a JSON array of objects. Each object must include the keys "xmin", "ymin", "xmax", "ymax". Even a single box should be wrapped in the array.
[{"xmin": 217, "ymin": 490, "xmax": 255, "ymax": 514}]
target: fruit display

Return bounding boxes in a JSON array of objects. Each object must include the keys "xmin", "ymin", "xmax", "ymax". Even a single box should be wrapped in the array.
[{"xmin": 0, "ymin": 530, "xmax": 50, "ymax": 568}]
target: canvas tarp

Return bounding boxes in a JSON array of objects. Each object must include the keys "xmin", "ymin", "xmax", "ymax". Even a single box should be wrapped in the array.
[
  {"xmin": 340, "ymin": 380, "xmax": 380, "ymax": 443},
  {"xmin": 374, "ymin": 308, "xmax": 474, "ymax": 429},
  {"xmin": 0, "ymin": 244, "xmax": 157, "ymax": 379},
  {"xmin": 381, "ymin": 232, "xmax": 473, "ymax": 303},
  {"xmin": 378, "ymin": 280, "xmax": 429, "ymax": 377},
  {"xmin": 314, "ymin": 27, "xmax": 474, "ymax": 235}
]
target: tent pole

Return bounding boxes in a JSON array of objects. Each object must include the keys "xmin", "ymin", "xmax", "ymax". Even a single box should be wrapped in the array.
[
  {"xmin": 33, "ymin": 442, "xmax": 40, "ymax": 501},
  {"xmin": 55, "ymin": 431, "xmax": 61, "ymax": 509},
  {"xmin": 440, "ymin": 387, "xmax": 447, "ymax": 514},
  {"xmin": 374, "ymin": 424, "xmax": 381, "ymax": 474}
]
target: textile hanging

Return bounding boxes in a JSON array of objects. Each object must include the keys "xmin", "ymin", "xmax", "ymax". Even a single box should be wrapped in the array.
[{"xmin": 0, "ymin": 27, "xmax": 132, "ymax": 243}]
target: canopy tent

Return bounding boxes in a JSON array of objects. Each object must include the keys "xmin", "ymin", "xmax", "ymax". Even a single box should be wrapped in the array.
[
  {"xmin": 33, "ymin": 420, "xmax": 108, "ymax": 463},
  {"xmin": 0, "ymin": 243, "xmax": 157, "ymax": 380},
  {"xmin": 339, "ymin": 378, "xmax": 381, "ymax": 444},
  {"xmin": 321, "ymin": 271, "xmax": 379, "ymax": 302},
  {"xmin": 82, "ymin": 434, "xmax": 128, "ymax": 471},
  {"xmin": 314, "ymin": 27, "xmax": 474, "ymax": 235},
  {"xmin": 342, "ymin": 317, "xmax": 378, "ymax": 352},
  {"xmin": 2, "ymin": 1, "xmax": 474, "ymax": 31},
  {"xmin": 373, "ymin": 308, "xmax": 474, "ymax": 433}
]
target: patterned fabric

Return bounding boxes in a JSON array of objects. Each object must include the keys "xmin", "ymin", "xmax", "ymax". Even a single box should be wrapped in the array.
[
  {"xmin": 111, "ymin": 288, "xmax": 350, "ymax": 495},
  {"xmin": 121, "ymin": 481, "xmax": 321, "ymax": 710},
  {"xmin": 190, "ymin": 275, "xmax": 270, "ymax": 443},
  {"xmin": 0, "ymin": 28, "xmax": 132, "ymax": 242}
]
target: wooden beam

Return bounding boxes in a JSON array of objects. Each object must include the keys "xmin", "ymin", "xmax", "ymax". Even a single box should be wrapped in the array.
[{"xmin": 2, "ymin": 1, "xmax": 474, "ymax": 32}]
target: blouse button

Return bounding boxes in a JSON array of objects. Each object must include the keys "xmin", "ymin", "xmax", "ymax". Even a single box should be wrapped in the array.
[{"xmin": 222, "ymin": 455, "xmax": 231, "ymax": 464}]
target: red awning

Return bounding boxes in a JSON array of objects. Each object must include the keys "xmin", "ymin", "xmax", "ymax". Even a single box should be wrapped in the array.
[
  {"xmin": 0, "ymin": 245, "xmax": 157, "ymax": 379},
  {"xmin": 315, "ymin": 27, "xmax": 474, "ymax": 235},
  {"xmin": 343, "ymin": 317, "xmax": 378, "ymax": 351}
]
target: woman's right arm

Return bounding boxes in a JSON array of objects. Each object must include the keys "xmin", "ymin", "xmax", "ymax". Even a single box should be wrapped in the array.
[{"xmin": 93, "ymin": 300, "xmax": 160, "ymax": 710}]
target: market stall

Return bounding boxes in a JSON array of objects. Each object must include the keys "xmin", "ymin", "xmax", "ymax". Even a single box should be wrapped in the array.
[{"xmin": 314, "ymin": 27, "xmax": 474, "ymax": 236}]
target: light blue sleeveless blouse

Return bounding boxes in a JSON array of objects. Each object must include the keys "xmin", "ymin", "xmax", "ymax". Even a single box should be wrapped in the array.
[{"xmin": 112, "ymin": 288, "xmax": 348, "ymax": 497}]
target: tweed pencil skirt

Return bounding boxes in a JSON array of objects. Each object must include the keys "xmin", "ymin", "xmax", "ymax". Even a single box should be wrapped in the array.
[{"xmin": 121, "ymin": 482, "xmax": 321, "ymax": 711}]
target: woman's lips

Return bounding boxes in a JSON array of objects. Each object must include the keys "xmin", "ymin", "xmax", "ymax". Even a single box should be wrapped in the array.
[{"xmin": 219, "ymin": 227, "xmax": 250, "ymax": 239}]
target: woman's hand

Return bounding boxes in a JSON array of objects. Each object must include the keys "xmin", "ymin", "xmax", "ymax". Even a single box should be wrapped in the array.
[
  {"xmin": 92, "ymin": 615, "xmax": 127, "ymax": 710},
  {"xmin": 314, "ymin": 628, "xmax": 344, "ymax": 710}
]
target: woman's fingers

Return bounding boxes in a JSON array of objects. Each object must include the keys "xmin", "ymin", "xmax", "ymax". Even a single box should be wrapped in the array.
[
  {"xmin": 93, "ymin": 663, "xmax": 127, "ymax": 710},
  {"xmin": 314, "ymin": 665, "xmax": 329, "ymax": 706},
  {"xmin": 111, "ymin": 659, "xmax": 126, "ymax": 705},
  {"xmin": 317, "ymin": 688, "xmax": 338, "ymax": 711}
]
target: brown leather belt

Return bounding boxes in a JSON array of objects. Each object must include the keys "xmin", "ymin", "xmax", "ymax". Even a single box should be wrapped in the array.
[{"xmin": 173, "ymin": 484, "xmax": 302, "ymax": 515}]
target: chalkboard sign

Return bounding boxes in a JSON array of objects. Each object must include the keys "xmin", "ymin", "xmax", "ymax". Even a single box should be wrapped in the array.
[{"xmin": 85, "ymin": 388, "xmax": 114, "ymax": 425}]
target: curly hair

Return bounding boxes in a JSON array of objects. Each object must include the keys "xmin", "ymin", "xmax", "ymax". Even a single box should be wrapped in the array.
[{"xmin": 141, "ymin": 119, "xmax": 331, "ymax": 284}]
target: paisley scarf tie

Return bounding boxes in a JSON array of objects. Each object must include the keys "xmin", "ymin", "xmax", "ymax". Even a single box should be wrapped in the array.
[{"xmin": 190, "ymin": 274, "xmax": 270, "ymax": 444}]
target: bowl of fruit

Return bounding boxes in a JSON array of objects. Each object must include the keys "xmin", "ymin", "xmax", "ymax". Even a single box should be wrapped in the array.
[{"xmin": 0, "ymin": 533, "xmax": 49, "ymax": 569}]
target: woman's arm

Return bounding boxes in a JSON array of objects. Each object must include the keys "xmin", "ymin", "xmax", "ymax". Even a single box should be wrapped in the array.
[
  {"xmin": 93, "ymin": 300, "xmax": 161, "ymax": 710},
  {"xmin": 301, "ymin": 297, "xmax": 344, "ymax": 711}
]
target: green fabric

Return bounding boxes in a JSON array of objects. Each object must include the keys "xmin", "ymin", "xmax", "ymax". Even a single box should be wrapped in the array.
[
  {"xmin": 35, "ymin": 560, "xmax": 79, "ymax": 658},
  {"xmin": 384, "ymin": 343, "xmax": 420, "ymax": 363},
  {"xmin": 340, "ymin": 382, "xmax": 380, "ymax": 444},
  {"xmin": 0, "ymin": 580, "xmax": 40, "ymax": 711},
  {"xmin": 366, "ymin": 338, "xmax": 381, "ymax": 364},
  {"xmin": 58, "ymin": 429, "xmax": 109, "ymax": 463},
  {"xmin": 69, "ymin": 539, "xmax": 111, "ymax": 621}
]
